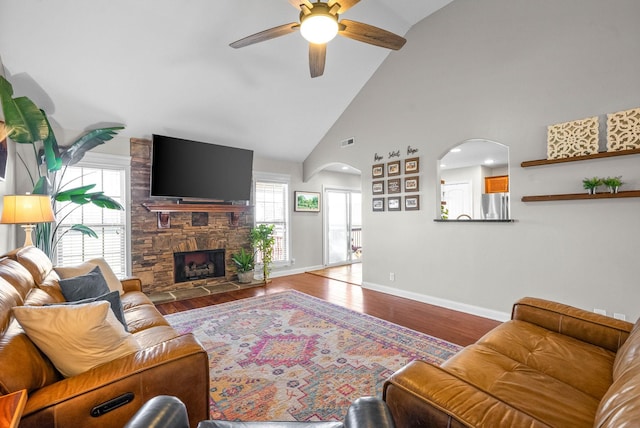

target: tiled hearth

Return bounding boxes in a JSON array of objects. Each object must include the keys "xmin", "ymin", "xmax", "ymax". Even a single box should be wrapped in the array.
[{"xmin": 147, "ymin": 280, "xmax": 263, "ymax": 304}]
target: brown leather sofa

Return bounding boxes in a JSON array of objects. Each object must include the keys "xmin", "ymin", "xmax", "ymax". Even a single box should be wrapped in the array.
[
  {"xmin": 0, "ymin": 246, "xmax": 209, "ymax": 428},
  {"xmin": 384, "ymin": 297, "xmax": 639, "ymax": 427}
]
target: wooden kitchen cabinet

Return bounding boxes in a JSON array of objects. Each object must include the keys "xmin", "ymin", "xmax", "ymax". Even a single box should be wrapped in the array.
[{"xmin": 484, "ymin": 175, "xmax": 509, "ymax": 193}]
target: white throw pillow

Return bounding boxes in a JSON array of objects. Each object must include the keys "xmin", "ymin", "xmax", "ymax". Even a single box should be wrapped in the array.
[
  {"xmin": 55, "ymin": 258, "xmax": 124, "ymax": 295},
  {"xmin": 13, "ymin": 301, "xmax": 140, "ymax": 377}
]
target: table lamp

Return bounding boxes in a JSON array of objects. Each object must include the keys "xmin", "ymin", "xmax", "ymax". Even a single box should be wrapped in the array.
[{"xmin": 1, "ymin": 194, "xmax": 55, "ymax": 247}]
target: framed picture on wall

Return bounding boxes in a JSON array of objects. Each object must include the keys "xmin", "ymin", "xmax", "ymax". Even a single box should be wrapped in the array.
[
  {"xmin": 372, "ymin": 181, "xmax": 384, "ymax": 195},
  {"xmin": 372, "ymin": 198, "xmax": 385, "ymax": 212},
  {"xmin": 405, "ymin": 195, "xmax": 420, "ymax": 211},
  {"xmin": 404, "ymin": 176, "xmax": 419, "ymax": 192},
  {"xmin": 372, "ymin": 164, "xmax": 385, "ymax": 178},
  {"xmin": 387, "ymin": 161, "xmax": 401, "ymax": 176},
  {"xmin": 404, "ymin": 157, "xmax": 419, "ymax": 174},
  {"xmin": 387, "ymin": 178, "xmax": 401, "ymax": 194},
  {"xmin": 388, "ymin": 197, "xmax": 401, "ymax": 211},
  {"xmin": 294, "ymin": 191, "xmax": 321, "ymax": 212}
]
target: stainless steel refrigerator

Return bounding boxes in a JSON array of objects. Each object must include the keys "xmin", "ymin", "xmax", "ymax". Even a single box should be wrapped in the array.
[{"xmin": 482, "ymin": 193, "xmax": 509, "ymax": 220}]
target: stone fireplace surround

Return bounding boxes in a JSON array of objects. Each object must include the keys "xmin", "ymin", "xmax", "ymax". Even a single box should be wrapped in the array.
[{"xmin": 130, "ymin": 138, "xmax": 253, "ymax": 294}]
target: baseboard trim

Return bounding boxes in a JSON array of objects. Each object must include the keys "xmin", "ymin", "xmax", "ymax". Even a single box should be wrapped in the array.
[
  {"xmin": 361, "ymin": 281, "xmax": 510, "ymax": 322},
  {"xmin": 267, "ymin": 265, "xmax": 325, "ymax": 279}
]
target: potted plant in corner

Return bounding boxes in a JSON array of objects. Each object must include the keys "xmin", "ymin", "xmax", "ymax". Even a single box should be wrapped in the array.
[
  {"xmin": 231, "ymin": 248, "xmax": 255, "ymax": 284},
  {"xmin": 582, "ymin": 177, "xmax": 602, "ymax": 195},
  {"xmin": 251, "ymin": 224, "xmax": 275, "ymax": 284},
  {"xmin": 602, "ymin": 176, "xmax": 623, "ymax": 194},
  {"xmin": 0, "ymin": 75, "xmax": 124, "ymax": 257}
]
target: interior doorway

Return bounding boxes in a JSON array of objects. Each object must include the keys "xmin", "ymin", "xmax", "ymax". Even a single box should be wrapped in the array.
[{"xmin": 323, "ymin": 188, "xmax": 362, "ymax": 266}]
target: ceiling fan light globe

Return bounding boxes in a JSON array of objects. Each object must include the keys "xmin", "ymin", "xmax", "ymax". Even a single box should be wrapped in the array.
[{"xmin": 300, "ymin": 14, "xmax": 339, "ymax": 44}]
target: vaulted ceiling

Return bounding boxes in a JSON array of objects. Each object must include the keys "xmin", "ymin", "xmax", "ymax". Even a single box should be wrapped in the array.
[{"xmin": 0, "ymin": 0, "xmax": 451, "ymax": 161}]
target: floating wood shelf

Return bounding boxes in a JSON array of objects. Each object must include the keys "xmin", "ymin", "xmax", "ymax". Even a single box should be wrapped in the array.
[
  {"xmin": 522, "ymin": 190, "xmax": 640, "ymax": 202},
  {"xmin": 521, "ymin": 148, "xmax": 640, "ymax": 167},
  {"xmin": 142, "ymin": 203, "xmax": 252, "ymax": 226}
]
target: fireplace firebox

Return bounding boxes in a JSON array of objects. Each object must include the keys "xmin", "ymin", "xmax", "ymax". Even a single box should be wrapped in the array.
[{"xmin": 173, "ymin": 249, "xmax": 225, "ymax": 283}]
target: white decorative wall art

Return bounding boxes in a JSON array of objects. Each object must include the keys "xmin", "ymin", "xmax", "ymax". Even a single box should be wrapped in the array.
[
  {"xmin": 547, "ymin": 116, "xmax": 599, "ymax": 159},
  {"xmin": 607, "ymin": 107, "xmax": 640, "ymax": 152}
]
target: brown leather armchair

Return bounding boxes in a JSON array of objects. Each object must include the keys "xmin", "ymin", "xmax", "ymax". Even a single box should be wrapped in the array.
[{"xmin": 384, "ymin": 297, "xmax": 640, "ymax": 427}]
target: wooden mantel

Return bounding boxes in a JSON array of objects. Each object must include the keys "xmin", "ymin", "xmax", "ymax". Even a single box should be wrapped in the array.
[{"xmin": 142, "ymin": 203, "xmax": 252, "ymax": 226}]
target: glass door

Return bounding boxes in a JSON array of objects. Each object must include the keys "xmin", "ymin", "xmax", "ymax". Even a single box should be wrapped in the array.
[{"xmin": 324, "ymin": 189, "xmax": 362, "ymax": 266}]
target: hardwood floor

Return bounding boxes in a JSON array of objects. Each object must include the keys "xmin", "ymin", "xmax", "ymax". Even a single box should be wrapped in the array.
[
  {"xmin": 155, "ymin": 271, "xmax": 501, "ymax": 347},
  {"xmin": 308, "ymin": 263, "xmax": 362, "ymax": 285}
]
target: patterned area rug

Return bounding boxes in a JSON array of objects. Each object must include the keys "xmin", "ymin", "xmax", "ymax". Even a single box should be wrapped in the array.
[{"xmin": 165, "ymin": 290, "xmax": 461, "ymax": 422}]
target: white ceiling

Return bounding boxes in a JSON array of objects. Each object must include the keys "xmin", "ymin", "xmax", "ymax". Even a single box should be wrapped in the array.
[{"xmin": 0, "ymin": 0, "xmax": 452, "ymax": 162}]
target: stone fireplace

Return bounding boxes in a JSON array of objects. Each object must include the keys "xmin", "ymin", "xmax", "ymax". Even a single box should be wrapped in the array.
[
  {"xmin": 174, "ymin": 249, "xmax": 225, "ymax": 283},
  {"xmin": 130, "ymin": 138, "xmax": 253, "ymax": 294}
]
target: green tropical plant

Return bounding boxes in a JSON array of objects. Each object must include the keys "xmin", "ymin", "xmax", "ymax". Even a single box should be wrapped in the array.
[
  {"xmin": 251, "ymin": 224, "xmax": 275, "ymax": 283},
  {"xmin": 582, "ymin": 177, "xmax": 602, "ymax": 190},
  {"xmin": 602, "ymin": 176, "xmax": 623, "ymax": 188},
  {"xmin": 0, "ymin": 75, "xmax": 124, "ymax": 257},
  {"xmin": 231, "ymin": 247, "xmax": 255, "ymax": 273}
]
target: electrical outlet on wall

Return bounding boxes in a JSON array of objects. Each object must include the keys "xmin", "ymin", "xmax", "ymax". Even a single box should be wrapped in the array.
[{"xmin": 389, "ymin": 272, "xmax": 395, "ymax": 281}]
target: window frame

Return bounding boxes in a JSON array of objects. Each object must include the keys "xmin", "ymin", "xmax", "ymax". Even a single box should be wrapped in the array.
[
  {"xmin": 54, "ymin": 152, "xmax": 132, "ymax": 276},
  {"xmin": 253, "ymin": 172, "xmax": 291, "ymax": 268}
]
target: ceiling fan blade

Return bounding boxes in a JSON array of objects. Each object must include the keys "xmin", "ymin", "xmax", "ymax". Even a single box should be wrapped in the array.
[
  {"xmin": 328, "ymin": 0, "xmax": 360, "ymax": 14},
  {"xmin": 339, "ymin": 19, "xmax": 406, "ymax": 50},
  {"xmin": 230, "ymin": 23, "xmax": 299, "ymax": 48},
  {"xmin": 288, "ymin": 0, "xmax": 314, "ymax": 10},
  {"xmin": 309, "ymin": 43, "xmax": 326, "ymax": 78}
]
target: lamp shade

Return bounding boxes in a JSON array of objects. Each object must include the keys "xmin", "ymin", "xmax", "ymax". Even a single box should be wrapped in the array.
[{"xmin": 1, "ymin": 194, "xmax": 55, "ymax": 224}]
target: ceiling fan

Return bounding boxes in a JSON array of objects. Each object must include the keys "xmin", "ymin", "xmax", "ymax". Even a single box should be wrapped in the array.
[{"xmin": 229, "ymin": 0, "xmax": 407, "ymax": 78}]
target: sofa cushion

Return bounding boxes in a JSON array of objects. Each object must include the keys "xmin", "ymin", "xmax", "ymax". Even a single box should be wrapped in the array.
[
  {"xmin": 442, "ymin": 343, "xmax": 601, "ymax": 427},
  {"xmin": 476, "ymin": 320, "xmax": 616, "ymax": 399},
  {"xmin": 595, "ymin": 356, "xmax": 640, "ymax": 427},
  {"xmin": 0, "ymin": 319, "xmax": 61, "ymax": 395},
  {"xmin": 0, "ymin": 257, "xmax": 36, "ymax": 300},
  {"xmin": 55, "ymin": 258, "xmax": 124, "ymax": 295},
  {"xmin": 13, "ymin": 301, "xmax": 140, "ymax": 377},
  {"xmin": 58, "ymin": 265, "xmax": 110, "ymax": 301},
  {"xmin": 11, "ymin": 246, "xmax": 59, "ymax": 286},
  {"xmin": 45, "ymin": 290, "xmax": 127, "ymax": 330},
  {"xmin": 612, "ymin": 318, "xmax": 640, "ymax": 381}
]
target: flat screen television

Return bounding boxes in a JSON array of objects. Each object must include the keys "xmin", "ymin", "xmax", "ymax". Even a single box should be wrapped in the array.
[{"xmin": 150, "ymin": 134, "xmax": 254, "ymax": 202}]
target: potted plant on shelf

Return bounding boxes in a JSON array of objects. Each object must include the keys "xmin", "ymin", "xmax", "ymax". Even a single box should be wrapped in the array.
[
  {"xmin": 582, "ymin": 177, "xmax": 602, "ymax": 195},
  {"xmin": 0, "ymin": 75, "xmax": 124, "ymax": 257},
  {"xmin": 231, "ymin": 248, "xmax": 255, "ymax": 284},
  {"xmin": 251, "ymin": 224, "xmax": 275, "ymax": 284},
  {"xmin": 602, "ymin": 176, "xmax": 623, "ymax": 194}
]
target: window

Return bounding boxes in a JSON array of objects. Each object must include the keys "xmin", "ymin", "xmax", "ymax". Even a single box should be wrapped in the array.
[
  {"xmin": 55, "ymin": 153, "xmax": 131, "ymax": 277},
  {"xmin": 254, "ymin": 174, "xmax": 290, "ymax": 265}
]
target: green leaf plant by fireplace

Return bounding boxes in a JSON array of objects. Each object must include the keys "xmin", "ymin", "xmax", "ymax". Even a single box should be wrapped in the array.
[
  {"xmin": 0, "ymin": 75, "xmax": 125, "ymax": 257},
  {"xmin": 251, "ymin": 224, "xmax": 275, "ymax": 284}
]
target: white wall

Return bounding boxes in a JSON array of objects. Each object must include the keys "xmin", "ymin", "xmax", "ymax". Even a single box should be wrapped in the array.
[
  {"xmin": 253, "ymin": 156, "xmax": 361, "ymax": 275},
  {"xmin": 304, "ymin": 0, "xmax": 640, "ymax": 321}
]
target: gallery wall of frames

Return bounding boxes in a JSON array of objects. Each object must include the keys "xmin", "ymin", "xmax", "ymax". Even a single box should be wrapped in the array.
[{"xmin": 371, "ymin": 147, "xmax": 421, "ymax": 212}]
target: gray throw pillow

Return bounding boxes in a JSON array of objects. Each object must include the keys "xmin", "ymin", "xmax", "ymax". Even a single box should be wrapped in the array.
[
  {"xmin": 59, "ymin": 265, "xmax": 110, "ymax": 302},
  {"xmin": 45, "ymin": 290, "xmax": 128, "ymax": 330}
]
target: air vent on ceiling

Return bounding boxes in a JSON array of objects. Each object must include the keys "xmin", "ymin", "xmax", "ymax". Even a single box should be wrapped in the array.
[{"xmin": 340, "ymin": 137, "xmax": 355, "ymax": 148}]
